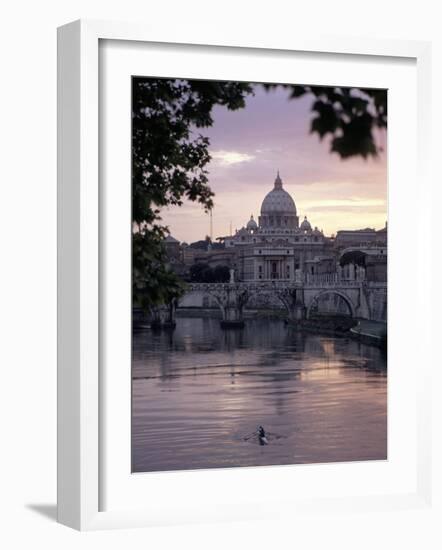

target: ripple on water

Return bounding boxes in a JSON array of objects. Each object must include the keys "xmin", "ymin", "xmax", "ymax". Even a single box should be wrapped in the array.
[{"xmin": 132, "ymin": 317, "xmax": 387, "ymax": 473}]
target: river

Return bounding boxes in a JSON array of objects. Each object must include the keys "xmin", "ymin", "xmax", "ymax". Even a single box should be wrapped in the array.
[{"xmin": 132, "ymin": 317, "xmax": 387, "ymax": 473}]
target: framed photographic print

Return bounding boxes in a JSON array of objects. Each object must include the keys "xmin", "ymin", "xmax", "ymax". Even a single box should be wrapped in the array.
[
  {"xmin": 57, "ymin": 19, "xmax": 433, "ymax": 530},
  {"xmin": 130, "ymin": 76, "xmax": 388, "ymax": 474}
]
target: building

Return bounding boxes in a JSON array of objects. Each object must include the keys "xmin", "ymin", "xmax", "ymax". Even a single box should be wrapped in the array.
[
  {"xmin": 167, "ymin": 171, "xmax": 387, "ymax": 284},
  {"xmin": 334, "ymin": 223, "xmax": 388, "ymax": 249},
  {"xmin": 163, "ymin": 234, "xmax": 181, "ymax": 261},
  {"xmin": 220, "ymin": 172, "xmax": 334, "ymax": 281}
]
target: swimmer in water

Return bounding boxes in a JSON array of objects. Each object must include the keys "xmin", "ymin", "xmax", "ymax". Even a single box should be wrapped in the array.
[{"xmin": 258, "ymin": 425, "xmax": 268, "ymax": 445}]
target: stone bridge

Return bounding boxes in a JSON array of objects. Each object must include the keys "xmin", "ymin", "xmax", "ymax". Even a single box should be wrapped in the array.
[{"xmin": 183, "ymin": 274, "xmax": 386, "ymax": 328}]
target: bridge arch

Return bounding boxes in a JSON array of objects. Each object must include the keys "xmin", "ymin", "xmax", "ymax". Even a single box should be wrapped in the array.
[
  {"xmin": 183, "ymin": 283, "xmax": 279, "ymax": 311},
  {"xmin": 182, "ymin": 283, "xmax": 252, "ymax": 327},
  {"xmin": 182, "ymin": 283, "xmax": 361, "ymax": 324},
  {"xmin": 307, "ymin": 289, "xmax": 355, "ymax": 319}
]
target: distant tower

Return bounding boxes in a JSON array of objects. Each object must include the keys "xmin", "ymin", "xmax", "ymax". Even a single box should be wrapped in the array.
[{"xmin": 209, "ymin": 209, "xmax": 213, "ymax": 241}]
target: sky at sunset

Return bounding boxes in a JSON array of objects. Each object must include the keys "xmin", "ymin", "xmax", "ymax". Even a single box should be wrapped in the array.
[{"xmin": 160, "ymin": 84, "xmax": 387, "ymax": 244}]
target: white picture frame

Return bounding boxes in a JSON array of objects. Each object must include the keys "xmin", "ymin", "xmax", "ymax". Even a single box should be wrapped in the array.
[{"xmin": 57, "ymin": 19, "xmax": 433, "ymax": 531}]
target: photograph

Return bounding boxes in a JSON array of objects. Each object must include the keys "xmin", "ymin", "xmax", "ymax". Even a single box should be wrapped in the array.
[
  {"xmin": 131, "ymin": 77, "xmax": 388, "ymax": 473},
  {"xmin": 3, "ymin": 0, "xmax": 435, "ymax": 543}
]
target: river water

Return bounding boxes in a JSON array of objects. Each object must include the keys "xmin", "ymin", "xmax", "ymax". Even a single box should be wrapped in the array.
[{"xmin": 132, "ymin": 317, "xmax": 387, "ymax": 473}]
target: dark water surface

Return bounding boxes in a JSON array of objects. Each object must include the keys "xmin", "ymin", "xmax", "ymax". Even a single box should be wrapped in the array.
[{"xmin": 132, "ymin": 317, "xmax": 387, "ymax": 473}]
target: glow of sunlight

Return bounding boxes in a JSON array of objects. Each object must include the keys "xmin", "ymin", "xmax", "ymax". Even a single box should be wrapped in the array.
[{"xmin": 211, "ymin": 150, "xmax": 255, "ymax": 166}]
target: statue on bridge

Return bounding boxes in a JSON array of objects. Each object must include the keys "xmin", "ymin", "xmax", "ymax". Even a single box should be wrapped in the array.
[{"xmin": 185, "ymin": 271, "xmax": 381, "ymax": 328}]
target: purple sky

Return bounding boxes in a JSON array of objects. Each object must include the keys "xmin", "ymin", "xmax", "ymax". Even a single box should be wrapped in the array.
[{"xmin": 161, "ymin": 85, "xmax": 387, "ymax": 243}]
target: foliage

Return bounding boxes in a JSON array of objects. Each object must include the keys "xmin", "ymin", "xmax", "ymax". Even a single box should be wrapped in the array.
[
  {"xmin": 132, "ymin": 230, "xmax": 185, "ymax": 311},
  {"xmin": 189, "ymin": 263, "xmax": 230, "ymax": 283},
  {"xmin": 264, "ymin": 83, "xmax": 387, "ymax": 158},
  {"xmin": 132, "ymin": 78, "xmax": 253, "ymax": 311}
]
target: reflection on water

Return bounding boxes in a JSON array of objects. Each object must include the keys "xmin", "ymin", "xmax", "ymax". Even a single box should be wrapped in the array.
[{"xmin": 132, "ymin": 317, "xmax": 387, "ymax": 473}]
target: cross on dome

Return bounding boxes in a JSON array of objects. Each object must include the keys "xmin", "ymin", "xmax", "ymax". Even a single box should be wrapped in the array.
[{"xmin": 274, "ymin": 170, "xmax": 283, "ymax": 189}]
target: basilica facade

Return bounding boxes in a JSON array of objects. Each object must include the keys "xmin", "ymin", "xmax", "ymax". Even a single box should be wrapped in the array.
[
  {"xmin": 168, "ymin": 171, "xmax": 387, "ymax": 285},
  {"xmin": 223, "ymin": 172, "xmax": 333, "ymax": 281}
]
